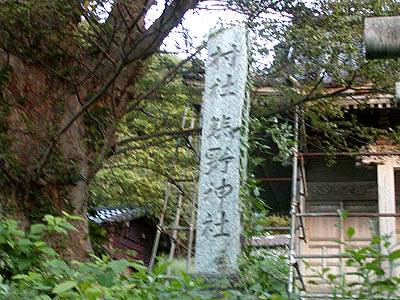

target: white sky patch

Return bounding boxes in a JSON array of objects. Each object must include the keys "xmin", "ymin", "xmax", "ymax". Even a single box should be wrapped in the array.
[{"xmin": 145, "ymin": 1, "xmax": 245, "ymax": 58}]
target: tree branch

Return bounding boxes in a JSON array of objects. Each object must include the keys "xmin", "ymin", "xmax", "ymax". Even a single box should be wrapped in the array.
[
  {"xmin": 127, "ymin": 46, "xmax": 204, "ymax": 111},
  {"xmin": 115, "ymin": 136, "xmax": 178, "ymax": 154},
  {"xmin": 34, "ymin": 0, "xmax": 202, "ymax": 177},
  {"xmin": 118, "ymin": 128, "xmax": 201, "ymax": 146},
  {"xmin": 105, "ymin": 163, "xmax": 195, "ymax": 204},
  {"xmin": 258, "ymin": 74, "xmax": 363, "ymax": 118}
]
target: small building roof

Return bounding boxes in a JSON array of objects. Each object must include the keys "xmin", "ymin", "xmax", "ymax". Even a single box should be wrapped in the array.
[
  {"xmin": 249, "ymin": 234, "xmax": 291, "ymax": 248},
  {"xmin": 88, "ymin": 206, "xmax": 146, "ymax": 226}
]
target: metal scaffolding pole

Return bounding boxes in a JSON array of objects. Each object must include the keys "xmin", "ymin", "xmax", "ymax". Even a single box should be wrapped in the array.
[
  {"xmin": 288, "ymin": 109, "xmax": 300, "ymax": 294},
  {"xmin": 186, "ymin": 128, "xmax": 201, "ymax": 272}
]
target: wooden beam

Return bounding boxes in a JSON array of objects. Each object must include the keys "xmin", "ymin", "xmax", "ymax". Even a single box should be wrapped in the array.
[
  {"xmin": 377, "ymin": 159, "xmax": 396, "ymax": 276},
  {"xmin": 257, "ymin": 177, "xmax": 292, "ymax": 182}
]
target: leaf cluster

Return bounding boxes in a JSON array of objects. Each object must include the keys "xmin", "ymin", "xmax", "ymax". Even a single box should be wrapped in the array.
[
  {"xmin": 0, "ymin": 213, "xmax": 80, "ymax": 281},
  {"xmin": 0, "ymin": 215, "xmax": 221, "ymax": 300},
  {"xmin": 307, "ymin": 226, "xmax": 400, "ymax": 299},
  {"xmin": 231, "ymin": 0, "xmax": 400, "ymax": 154}
]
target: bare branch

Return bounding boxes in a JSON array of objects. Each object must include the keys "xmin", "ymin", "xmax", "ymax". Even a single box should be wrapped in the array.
[
  {"xmin": 115, "ymin": 136, "xmax": 177, "ymax": 154},
  {"xmin": 259, "ymin": 75, "xmax": 355, "ymax": 118},
  {"xmin": 118, "ymin": 128, "xmax": 201, "ymax": 146},
  {"xmin": 127, "ymin": 46, "xmax": 204, "ymax": 111},
  {"xmin": 34, "ymin": 0, "xmax": 202, "ymax": 176}
]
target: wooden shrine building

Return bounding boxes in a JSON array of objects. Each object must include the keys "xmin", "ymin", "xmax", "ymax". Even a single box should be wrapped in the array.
[{"xmin": 254, "ymin": 85, "xmax": 400, "ymax": 296}]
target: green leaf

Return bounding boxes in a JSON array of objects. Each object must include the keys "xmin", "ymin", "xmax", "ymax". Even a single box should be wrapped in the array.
[
  {"xmin": 85, "ymin": 287, "xmax": 103, "ymax": 299},
  {"xmin": 18, "ymin": 239, "xmax": 33, "ymax": 254},
  {"xmin": 39, "ymin": 247, "xmax": 57, "ymax": 256},
  {"xmin": 250, "ymin": 283, "xmax": 262, "ymax": 291},
  {"xmin": 12, "ymin": 274, "xmax": 29, "ymax": 280},
  {"xmin": 30, "ymin": 224, "xmax": 47, "ymax": 235},
  {"xmin": 253, "ymin": 187, "xmax": 260, "ymax": 197},
  {"xmin": 53, "ymin": 226, "xmax": 67, "ymax": 235},
  {"xmin": 34, "ymin": 241, "xmax": 47, "ymax": 247},
  {"xmin": 389, "ymin": 249, "xmax": 400, "ymax": 262},
  {"xmin": 37, "ymin": 295, "xmax": 52, "ymax": 300},
  {"xmin": 52, "ymin": 281, "xmax": 77, "ymax": 294},
  {"xmin": 346, "ymin": 227, "xmax": 355, "ymax": 239},
  {"xmin": 59, "ymin": 222, "xmax": 78, "ymax": 232},
  {"xmin": 18, "ymin": 258, "xmax": 34, "ymax": 270},
  {"xmin": 13, "ymin": 229, "xmax": 25, "ymax": 237},
  {"xmin": 97, "ymin": 271, "xmax": 114, "ymax": 287},
  {"xmin": 43, "ymin": 215, "xmax": 55, "ymax": 224},
  {"xmin": 371, "ymin": 235, "xmax": 381, "ymax": 245},
  {"xmin": 253, "ymin": 157, "xmax": 266, "ymax": 164},
  {"xmin": 61, "ymin": 211, "xmax": 84, "ymax": 221},
  {"xmin": 109, "ymin": 259, "xmax": 129, "ymax": 274}
]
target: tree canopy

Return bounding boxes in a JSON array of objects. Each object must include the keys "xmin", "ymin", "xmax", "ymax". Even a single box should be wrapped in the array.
[{"xmin": 228, "ymin": 0, "xmax": 400, "ymax": 155}]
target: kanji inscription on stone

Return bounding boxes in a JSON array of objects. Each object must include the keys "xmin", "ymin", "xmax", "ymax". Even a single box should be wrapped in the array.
[{"xmin": 194, "ymin": 27, "xmax": 248, "ymax": 275}]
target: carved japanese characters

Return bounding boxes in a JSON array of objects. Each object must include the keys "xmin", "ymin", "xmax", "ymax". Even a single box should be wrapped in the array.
[{"xmin": 194, "ymin": 27, "xmax": 248, "ymax": 274}]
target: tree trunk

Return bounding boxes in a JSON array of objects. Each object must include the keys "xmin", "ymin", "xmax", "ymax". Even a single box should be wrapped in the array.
[
  {"xmin": 0, "ymin": 51, "xmax": 93, "ymax": 260},
  {"xmin": 0, "ymin": 0, "xmax": 201, "ymax": 261}
]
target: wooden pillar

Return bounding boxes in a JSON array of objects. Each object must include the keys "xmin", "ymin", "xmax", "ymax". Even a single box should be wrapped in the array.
[{"xmin": 377, "ymin": 159, "xmax": 396, "ymax": 275}]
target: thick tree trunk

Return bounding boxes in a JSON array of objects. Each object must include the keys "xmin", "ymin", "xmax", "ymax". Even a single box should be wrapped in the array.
[{"xmin": 0, "ymin": 51, "xmax": 93, "ymax": 260}]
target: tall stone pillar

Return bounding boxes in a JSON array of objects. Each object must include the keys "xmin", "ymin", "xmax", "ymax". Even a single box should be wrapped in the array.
[{"xmin": 194, "ymin": 27, "xmax": 248, "ymax": 275}]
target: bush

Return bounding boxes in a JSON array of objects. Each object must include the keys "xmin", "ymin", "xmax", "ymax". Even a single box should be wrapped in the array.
[
  {"xmin": 0, "ymin": 215, "xmax": 215, "ymax": 300},
  {"xmin": 236, "ymin": 249, "xmax": 293, "ymax": 300},
  {"xmin": 308, "ymin": 229, "xmax": 400, "ymax": 299},
  {"xmin": 0, "ymin": 213, "xmax": 77, "ymax": 280}
]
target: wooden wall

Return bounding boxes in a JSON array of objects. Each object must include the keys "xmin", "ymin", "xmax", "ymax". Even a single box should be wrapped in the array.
[
  {"xmin": 107, "ymin": 218, "xmax": 157, "ymax": 266},
  {"xmin": 299, "ymin": 157, "xmax": 378, "ymax": 292}
]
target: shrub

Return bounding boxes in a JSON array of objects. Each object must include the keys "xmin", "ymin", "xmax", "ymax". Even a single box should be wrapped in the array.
[
  {"xmin": 0, "ymin": 213, "xmax": 77, "ymax": 280},
  {"xmin": 308, "ymin": 229, "xmax": 400, "ymax": 299},
  {"xmin": 236, "ymin": 249, "xmax": 293, "ymax": 300},
  {"xmin": 0, "ymin": 215, "xmax": 215, "ymax": 300}
]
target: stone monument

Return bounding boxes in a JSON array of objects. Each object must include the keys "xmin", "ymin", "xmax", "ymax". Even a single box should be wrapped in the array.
[
  {"xmin": 194, "ymin": 27, "xmax": 248, "ymax": 275},
  {"xmin": 365, "ymin": 16, "xmax": 400, "ymax": 59}
]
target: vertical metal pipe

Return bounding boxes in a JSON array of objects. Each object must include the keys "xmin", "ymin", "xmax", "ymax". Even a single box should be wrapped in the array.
[
  {"xmin": 338, "ymin": 204, "xmax": 345, "ymax": 285},
  {"xmin": 297, "ymin": 162, "xmax": 305, "ymax": 287},
  {"xmin": 288, "ymin": 108, "xmax": 299, "ymax": 294}
]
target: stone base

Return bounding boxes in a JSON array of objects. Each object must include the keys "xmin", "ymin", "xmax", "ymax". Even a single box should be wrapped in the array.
[
  {"xmin": 190, "ymin": 272, "xmax": 261, "ymax": 299},
  {"xmin": 191, "ymin": 272, "xmax": 241, "ymax": 284}
]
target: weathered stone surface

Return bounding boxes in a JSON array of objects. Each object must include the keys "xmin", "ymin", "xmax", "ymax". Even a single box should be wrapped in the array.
[
  {"xmin": 365, "ymin": 16, "xmax": 400, "ymax": 59},
  {"xmin": 194, "ymin": 27, "xmax": 248, "ymax": 274}
]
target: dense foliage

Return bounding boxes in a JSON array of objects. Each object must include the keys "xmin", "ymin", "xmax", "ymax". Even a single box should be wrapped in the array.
[
  {"xmin": 3, "ymin": 214, "xmax": 400, "ymax": 299},
  {"xmin": 230, "ymin": 0, "xmax": 400, "ymax": 153},
  {"xmin": 89, "ymin": 55, "xmax": 201, "ymax": 219},
  {"xmin": 2, "ymin": 1, "xmax": 400, "ymax": 298},
  {"xmin": 0, "ymin": 214, "xmax": 293, "ymax": 299},
  {"xmin": 307, "ymin": 228, "xmax": 400, "ymax": 299}
]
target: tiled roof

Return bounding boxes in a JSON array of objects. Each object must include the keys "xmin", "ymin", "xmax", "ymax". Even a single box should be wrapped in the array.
[
  {"xmin": 249, "ymin": 234, "xmax": 291, "ymax": 248},
  {"xmin": 88, "ymin": 206, "xmax": 146, "ymax": 225}
]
